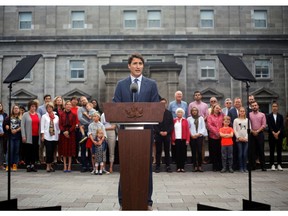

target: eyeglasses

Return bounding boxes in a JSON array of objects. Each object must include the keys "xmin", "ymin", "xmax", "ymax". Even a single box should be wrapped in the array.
[{"xmin": 210, "ymin": 100, "xmax": 216, "ymax": 103}]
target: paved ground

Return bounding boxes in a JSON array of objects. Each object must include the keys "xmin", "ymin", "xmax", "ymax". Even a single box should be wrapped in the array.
[{"xmin": 0, "ymin": 167, "xmax": 288, "ymax": 211}]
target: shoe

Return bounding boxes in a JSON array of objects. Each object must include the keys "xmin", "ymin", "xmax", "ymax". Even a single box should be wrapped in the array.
[
  {"xmin": 26, "ymin": 165, "xmax": 31, "ymax": 172},
  {"xmin": 198, "ymin": 167, "xmax": 203, "ymax": 172},
  {"xmin": 46, "ymin": 169, "xmax": 51, "ymax": 173},
  {"xmin": 148, "ymin": 206, "xmax": 153, "ymax": 211},
  {"xmin": 177, "ymin": 169, "xmax": 181, "ymax": 172},
  {"xmin": 99, "ymin": 170, "xmax": 102, "ymax": 175},
  {"xmin": 271, "ymin": 164, "xmax": 276, "ymax": 171},
  {"xmin": 261, "ymin": 168, "xmax": 267, "ymax": 171},
  {"xmin": 5, "ymin": 166, "xmax": 9, "ymax": 172},
  {"xmin": 12, "ymin": 164, "xmax": 17, "ymax": 171},
  {"xmin": 50, "ymin": 168, "xmax": 55, "ymax": 172},
  {"xmin": 192, "ymin": 167, "xmax": 197, "ymax": 172},
  {"xmin": 181, "ymin": 169, "xmax": 185, "ymax": 172},
  {"xmin": 166, "ymin": 166, "xmax": 172, "ymax": 173},
  {"xmin": 80, "ymin": 167, "xmax": 87, "ymax": 172},
  {"xmin": 63, "ymin": 170, "xmax": 68, "ymax": 173},
  {"xmin": 220, "ymin": 168, "xmax": 226, "ymax": 173},
  {"xmin": 244, "ymin": 169, "xmax": 248, "ymax": 173},
  {"xmin": 229, "ymin": 168, "xmax": 234, "ymax": 173},
  {"xmin": 277, "ymin": 164, "xmax": 283, "ymax": 171},
  {"xmin": 155, "ymin": 167, "xmax": 160, "ymax": 173},
  {"xmin": 91, "ymin": 169, "xmax": 95, "ymax": 175},
  {"xmin": 109, "ymin": 167, "xmax": 113, "ymax": 173},
  {"xmin": 31, "ymin": 166, "xmax": 37, "ymax": 172},
  {"xmin": 239, "ymin": 169, "xmax": 244, "ymax": 173},
  {"xmin": 79, "ymin": 136, "xmax": 88, "ymax": 144},
  {"xmin": 102, "ymin": 169, "xmax": 110, "ymax": 175},
  {"xmin": 94, "ymin": 170, "xmax": 99, "ymax": 175}
]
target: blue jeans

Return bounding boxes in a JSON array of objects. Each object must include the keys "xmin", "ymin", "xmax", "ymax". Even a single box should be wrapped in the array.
[
  {"xmin": 6, "ymin": 138, "xmax": 21, "ymax": 164},
  {"xmin": 237, "ymin": 141, "xmax": 248, "ymax": 171}
]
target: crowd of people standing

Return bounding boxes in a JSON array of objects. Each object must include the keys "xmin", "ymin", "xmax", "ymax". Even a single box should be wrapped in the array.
[{"xmin": 0, "ymin": 90, "xmax": 287, "ymax": 174}]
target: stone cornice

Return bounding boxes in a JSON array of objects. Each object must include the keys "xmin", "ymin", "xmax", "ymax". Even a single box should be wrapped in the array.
[{"xmin": 1, "ymin": 34, "xmax": 288, "ymax": 43}]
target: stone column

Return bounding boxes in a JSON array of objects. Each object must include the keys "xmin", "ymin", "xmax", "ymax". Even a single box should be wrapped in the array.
[
  {"xmin": 284, "ymin": 53, "xmax": 288, "ymax": 112},
  {"xmin": 0, "ymin": 55, "xmax": 3, "ymax": 102},
  {"xmin": 43, "ymin": 54, "xmax": 57, "ymax": 98},
  {"xmin": 174, "ymin": 53, "xmax": 188, "ymax": 101},
  {"xmin": 98, "ymin": 54, "xmax": 111, "ymax": 102}
]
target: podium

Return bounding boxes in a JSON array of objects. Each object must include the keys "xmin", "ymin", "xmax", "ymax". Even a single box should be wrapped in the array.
[{"xmin": 103, "ymin": 102, "xmax": 165, "ymax": 210}]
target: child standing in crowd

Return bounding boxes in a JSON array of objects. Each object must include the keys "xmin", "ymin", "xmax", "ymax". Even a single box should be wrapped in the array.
[
  {"xmin": 233, "ymin": 107, "xmax": 249, "ymax": 172},
  {"xmin": 92, "ymin": 128, "xmax": 107, "ymax": 175},
  {"xmin": 219, "ymin": 116, "xmax": 234, "ymax": 173},
  {"xmin": 171, "ymin": 108, "xmax": 190, "ymax": 172},
  {"xmin": 79, "ymin": 102, "xmax": 96, "ymax": 144},
  {"xmin": 88, "ymin": 112, "xmax": 107, "ymax": 174}
]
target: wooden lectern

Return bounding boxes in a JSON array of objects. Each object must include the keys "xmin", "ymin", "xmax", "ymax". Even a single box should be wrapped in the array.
[{"xmin": 103, "ymin": 102, "xmax": 165, "ymax": 210}]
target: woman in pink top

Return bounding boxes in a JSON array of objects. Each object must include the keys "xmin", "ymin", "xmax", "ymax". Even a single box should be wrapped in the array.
[{"xmin": 207, "ymin": 103, "xmax": 224, "ymax": 171}]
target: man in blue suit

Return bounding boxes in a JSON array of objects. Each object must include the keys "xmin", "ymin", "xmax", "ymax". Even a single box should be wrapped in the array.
[{"xmin": 113, "ymin": 53, "xmax": 159, "ymax": 210}]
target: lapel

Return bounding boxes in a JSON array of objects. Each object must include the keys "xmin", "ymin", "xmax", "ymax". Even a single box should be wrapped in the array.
[{"xmin": 138, "ymin": 76, "xmax": 146, "ymax": 102}]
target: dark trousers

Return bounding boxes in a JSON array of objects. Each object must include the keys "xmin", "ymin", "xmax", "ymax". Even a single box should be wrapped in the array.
[
  {"xmin": 155, "ymin": 135, "xmax": 171, "ymax": 167},
  {"xmin": 75, "ymin": 127, "xmax": 81, "ymax": 160},
  {"xmin": 269, "ymin": 136, "xmax": 283, "ymax": 166},
  {"xmin": 80, "ymin": 128, "xmax": 91, "ymax": 169},
  {"xmin": 209, "ymin": 138, "xmax": 222, "ymax": 171},
  {"xmin": 221, "ymin": 145, "xmax": 233, "ymax": 169},
  {"xmin": 190, "ymin": 136, "xmax": 203, "ymax": 167},
  {"xmin": 44, "ymin": 140, "xmax": 56, "ymax": 164},
  {"xmin": 24, "ymin": 136, "xmax": 39, "ymax": 166},
  {"xmin": 175, "ymin": 139, "xmax": 187, "ymax": 169},
  {"xmin": 232, "ymin": 136, "xmax": 239, "ymax": 170},
  {"xmin": 249, "ymin": 132, "xmax": 265, "ymax": 169}
]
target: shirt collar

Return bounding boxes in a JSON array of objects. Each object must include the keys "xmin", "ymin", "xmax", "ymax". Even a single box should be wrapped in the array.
[{"xmin": 131, "ymin": 75, "xmax": 143, "ymax": 83}]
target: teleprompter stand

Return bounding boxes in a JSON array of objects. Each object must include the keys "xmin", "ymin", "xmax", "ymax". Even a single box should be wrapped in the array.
[{"xmin": 1, "ymin": 54, "xmax": 61, "ymax": 211}]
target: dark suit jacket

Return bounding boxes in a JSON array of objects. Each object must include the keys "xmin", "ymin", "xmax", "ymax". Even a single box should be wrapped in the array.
[
  {"xmin": 112, "ymin": 76, "xmax": 159, "ymax": 103},
  {"xmin": 228, "ymin": 107, "xmax": 238, "ymax": 126},
  {"xmin": 267, "ymin": 112, "xmax": 284, "ymax": 139},
  {"xmin": 154, "ymin": 109, "xmax": 174, "ymax": 138}
]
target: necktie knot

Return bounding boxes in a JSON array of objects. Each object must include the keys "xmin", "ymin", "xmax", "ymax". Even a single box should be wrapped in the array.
[{"xmin": 134, "ymin": 78, "xmax": 138, "ymax": 84}]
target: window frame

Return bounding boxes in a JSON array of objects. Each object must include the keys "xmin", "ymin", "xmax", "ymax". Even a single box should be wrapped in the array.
[
  {"xmin": 69, "ymin": 59, "xmax": 86, "ymax": 82},
  {"xmin": 71, "ymin": 11, "xmax": 85, "ymax": 29},
  {"xmin": 123, "ymin": 10, "xmax": 137, "ymax": 29},
  {"xmin": 200, "ymin": 10, "xmax": 214, "ymax": 28},
  {"xmin": 199, "ymin": 59, "xmax": 217, "ymax": 80},
  {"xmin": 254, "ymin": 59, "xmax": 272, "ymax": 79},
  {"xmin": 253, "ymin": 10, "xmax": 268, "ymax": 29},
  {"xmin": 147, "ymin": 10, "xmax": 161, "ymax": 28},
  {"xmin": 19, "ymin": 11, "xmax": 32, "ymax": 30}
]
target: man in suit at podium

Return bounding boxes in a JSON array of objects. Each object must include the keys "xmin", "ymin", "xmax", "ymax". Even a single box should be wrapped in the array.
[{"xmin": 112, "ymin": 53, "xmax": 159, "ymax": 210}]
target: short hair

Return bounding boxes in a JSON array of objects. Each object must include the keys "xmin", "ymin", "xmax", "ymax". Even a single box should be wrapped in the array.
[
  {"xmin": 193, "ymin": 90, "xmax": 201, "ymax": 96},
  {"xmin": 43, "ymin": 94, "xmax": 51, "ymax": 100},
  {"xmin": 27, "ymin": 100, "xmax": 38, "ymax": 110},
  {"xmin": 70, "ymin": 96, "xmax": 78, "ymax": 101},
  {"xmin": 223, "ymin": 115, "xmax": 231, "ymax": 121},
  {"xmin": 175, "ymin": 107, "xmax": 185, "ymax": 115},
  {"xmin": 128, "ymin": 53, "xmax": 144, "ymax": 65},
  {"xmin": 272, "ymin": 101, "xmax": 278, "ymax": 106},
  {"xmin": 46, "ymin": 102, "xmax": 54, "ymax": 110}
]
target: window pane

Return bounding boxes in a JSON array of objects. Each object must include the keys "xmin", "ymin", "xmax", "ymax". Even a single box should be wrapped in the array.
[
  {"xmin": 200, "ymin": 10, "xmax": 214, "ymax": 28},
  {"xmin": 19, "ymin": 12, "xmax": 32, "ymax": 29},
  {"xmin": 200, "ymin": 60, "xmax": 216, "ymax": 78},
  {"xmin": 124, "ymin": 11, "xmax": 137, "ymax": 28},
  {"xmin": 254, "ymin": 10, "xmax": 267, "ymax": 28},
  {"xmin": 71, "ymin": 11, "xmax": 85, "ymax": 29},
  {"xmin": 148, "ymin": 11, "xmax": 161, "ymax": 28},
  {"xmin": 70, "ymin": 60, "xmax": 84, "ymax": 79},
  {"xmin": 255, "ymin": 60, "xmax": 270, "ymax": 78}
]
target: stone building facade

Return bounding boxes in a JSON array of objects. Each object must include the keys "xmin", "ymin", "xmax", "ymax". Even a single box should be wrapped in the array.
[{"xmin": 0, "ymin": 6, "xmax": 288, "ymax": 115}]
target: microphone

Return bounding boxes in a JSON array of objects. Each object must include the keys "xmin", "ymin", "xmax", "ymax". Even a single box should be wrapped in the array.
[{"xmin": 130, "ymin": 82, "xmax": 138, "ymax": 102}]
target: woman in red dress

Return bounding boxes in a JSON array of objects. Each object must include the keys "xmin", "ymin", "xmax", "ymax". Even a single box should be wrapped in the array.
[{"xmin": 59, "ymin": 100, "xmax": 76, "ymax": 172}]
